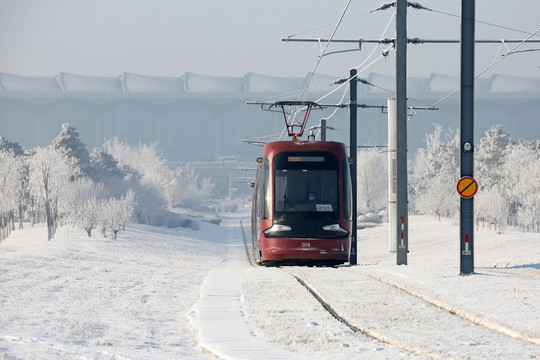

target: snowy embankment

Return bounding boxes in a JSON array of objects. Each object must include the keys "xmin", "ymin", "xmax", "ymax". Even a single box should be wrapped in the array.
[
  {"xmin": 1, "ymin": 210, "xmax": 539, "ymax": 359},
  {"xmin": 0, "ymin": 219, "xmax": 225, "ymax": 359}
]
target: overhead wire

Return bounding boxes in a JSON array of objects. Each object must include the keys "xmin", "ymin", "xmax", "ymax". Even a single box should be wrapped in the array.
[
  {"xmin": 258, "ymin": 3, "xmax": 396, "ymax": 107},
  {"xmin": 255, "ymin": 2, "xmax": 397, "ymax": 142},
  {"xmin": 284, "ymin": 1, "xmax": 396, "ymax": 40},
  {"xmin": 414, "ymin": 4, "xmax": 540, "ymax": 39},
  {"xmin": 312, "ymin": 82, "xmax": 350, "ymax": 140},
  {"xmin": 315, "ymin": 9, "xmax": 396, "ymax": 105},
  {"xmin": 276, "ymin": 6, "xmax": 396, "ymax": 140},
  {"xmin": 298, "ymin": 0, "xmax": 352, "ymax": 102},
  {"xmin": 265, "ymin": 0, "xmax": 540, "ymax": 142},
  {"xmin": 276, "ymin": 0, "xmax": 352, "ymax": 141},
  {"xmin": 308, "ymin": 8, "xmax": 395, "ymax": 115},
  {"xmin": 307, "ymin": 8, "xmax": 395, "ymax": 105},
  {"xmin": 410, "ymin": 25, "xmax": 540, "ymax": 120}
]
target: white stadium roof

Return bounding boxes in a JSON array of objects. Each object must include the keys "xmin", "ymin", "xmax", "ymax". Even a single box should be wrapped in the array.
[{"xmin": 1, "ymin": 71, "xmax": 539, "ymax": 100}]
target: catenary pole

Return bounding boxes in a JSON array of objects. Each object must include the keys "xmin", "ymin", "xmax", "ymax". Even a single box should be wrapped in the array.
[
  {"xmin": 395, "ymin": 0, "xmax": 408, "ymax": 265},
  {"xmin": 349, "ymin": 69, "xmax": 357, "ymax": 265},
  {"xmin": 460, "ymin": 0, "xmax": 475, "ymax": 275}
]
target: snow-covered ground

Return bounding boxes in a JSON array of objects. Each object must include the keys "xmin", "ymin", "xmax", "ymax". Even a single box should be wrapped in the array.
[{"xmin": 1, "ymin": 208, "xmax": 539, "ymax": 359}]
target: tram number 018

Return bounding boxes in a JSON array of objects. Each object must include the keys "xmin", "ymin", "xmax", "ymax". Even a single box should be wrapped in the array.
[{"xmin": 301, "ymin": 242, "xmax": 311, "ymax": 248}]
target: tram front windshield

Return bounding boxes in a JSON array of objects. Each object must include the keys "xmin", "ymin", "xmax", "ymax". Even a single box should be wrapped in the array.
[{"xmin": 273, "ymin": 152, "xmax": 339, "ymax": 219}]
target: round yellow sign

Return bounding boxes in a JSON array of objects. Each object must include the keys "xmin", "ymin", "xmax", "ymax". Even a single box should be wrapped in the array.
[{"xmin": 457, "ymin": 176, "xmax": 478, "ymax": 198}]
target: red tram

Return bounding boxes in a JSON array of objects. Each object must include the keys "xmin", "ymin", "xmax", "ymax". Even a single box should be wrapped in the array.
[{"xmin": 251, "ymin": 140, "xmax": 353, "ymax": 266}]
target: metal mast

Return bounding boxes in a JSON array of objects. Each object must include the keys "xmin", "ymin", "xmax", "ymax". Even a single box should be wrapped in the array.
[
  {"xmin": 460, "ymin": 0, "xmax": 475, "ymax": 275},
  {"xmin": 395, "ymin": 0, "xmax": 408, "ymax": 265}
]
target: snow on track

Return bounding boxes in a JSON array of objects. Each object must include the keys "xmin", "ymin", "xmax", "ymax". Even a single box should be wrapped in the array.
[{"xmin": 288, "ymin": 266, "xmax": 539, "ymax": 359}]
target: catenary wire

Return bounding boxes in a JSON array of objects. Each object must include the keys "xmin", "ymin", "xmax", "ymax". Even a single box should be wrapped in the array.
[
  {"xmin": 298, "ymin": 0, "xmax": 352, "ymax": 102},
  {"xmin": 284, "ymin": 1, "xmax": 396, "ymax": 40},
  {"xmin": 411, "ymin": 26, "xmax": 540, "ymax": 120},
  {"xmin": 416, "ymin": 4, "xmax": 540, "ymax": 38}
]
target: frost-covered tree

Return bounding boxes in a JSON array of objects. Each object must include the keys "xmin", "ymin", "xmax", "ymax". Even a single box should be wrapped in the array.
[
  {"xmin": 356, "ymin": 148, "xmax": 387, "ymax": 213},
  {"xmin": 476, "ymin": 185, "xmax": 509, "ymax": 233},
  {"xmin": 410, "ymin": 125, "xmax": 459, "ymax": 219},
  {"xmin": 76, "ymin": 196, "xmax": 101, "ymax": 237},
  {"xmin": 103, "ymin": 138, "xmax": 164, "ymax": 177},
  {"xmin": 501, "ymin": 140, "xmax": 540, "ymax": 230},
  {"xmin": 0, "ymin": 136, "xmax": 29, "ymax": 230},
  {"xmin": 103, "ymin": 138, "xmax": 214, "ymax": 214},
  {"xmin": 173, "ymin": 167, "xmax": 214, "ymax": 210},
  {"xmin": 0, "ymin": 135, "xmax": 24, "ymax": 156},
  {"xmin": 518, "ymin": 193, "xmax": 540, "ymax": 232},
  {"xmin": 60, "ymin": 178, "xmax": 103, "ymax": 229},
  {"xmin": 15, "ymin": 160, "xmax": 29, "ymax": 230},
  {"xmin": 0, "ymin": 135, "xmax": 27, "ymax": 232},
  {"xmin": 100, "ymin": 189, "xmax": 136, "ymax": 240},
  {"xmin": 0, "ymin": 149, "xmax": 24, "ymax": 241},
  {"xmin": 103, "ymin": 138, "xmax": 168, "ymax": 205},
  {"xmin": 28, "ymin": 146, "xmax": 79, "ymax": 240},
  {"xmin": 476, "ymin": 125, "xmax": 511, "ymax": 190},
  {"xmin": 416, "ymin": 177, "xmax": 456, "ymax": 220},
  {"xmin": 409, "ymin": 123, "xmax": 539, "ymax": 233},
  {"xmin": 53, "ymin": 123, "xmax": 91, "ymax": 177},
  {"xmin": 89, "ymin": 148, "xmax": 125, "ymax": 183}
]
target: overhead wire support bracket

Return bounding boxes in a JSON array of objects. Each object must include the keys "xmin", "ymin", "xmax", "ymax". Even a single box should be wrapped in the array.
[
  {"xmin": 247, "ymin": 100, "xmax": 437, "ymax": 112},
  {"xmin": 282, "ymin": 37, "xmax": 394, "ymax": 45},
  {"xmin": 283, "ymin": 37, "xmax": 540, "ymax": 45}
]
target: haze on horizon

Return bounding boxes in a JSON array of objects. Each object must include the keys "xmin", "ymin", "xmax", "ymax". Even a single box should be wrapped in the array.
[{"xmin": 1, "ymin": 0, "xmax": 539, "ymax": 80}]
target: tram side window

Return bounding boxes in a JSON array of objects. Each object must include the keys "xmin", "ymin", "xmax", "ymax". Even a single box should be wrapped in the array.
[
  {"xmin": 343, "ymin": 158, "xmax": 353, "ymax": 220},
  {"xmin": 258, "ymin": 157, "xmax": 270, "ymax": 219}
]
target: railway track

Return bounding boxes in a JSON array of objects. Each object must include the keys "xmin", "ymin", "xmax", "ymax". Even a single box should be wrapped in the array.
[
  {"xmin": 239, "ymin": 217, "xmax": 540, "ymax": 359},
  {"xmin": 240, "ymin": 218, "xmax": 445, "ymax": 359}
]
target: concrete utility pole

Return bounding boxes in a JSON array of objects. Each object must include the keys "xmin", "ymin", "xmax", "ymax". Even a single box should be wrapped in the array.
[
  {"xmin": 460, "ymin": 0, "xmax": 475, "ymax": 275},
  {"xmin": 387, "ymin": 98, "xmax": 397, "ymax": 253},
  {"xmin": 395, "ymin": 0, "xmax": 408, "ymax": 265},
  {"xmin": 321, "ymin": 119, "xmax": 327, "ymax": 141}
]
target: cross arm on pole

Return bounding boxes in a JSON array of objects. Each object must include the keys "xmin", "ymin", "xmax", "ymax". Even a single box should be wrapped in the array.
[{"xmin": 282, "ymin": 37, "xmax": 540, "ymax": 45}]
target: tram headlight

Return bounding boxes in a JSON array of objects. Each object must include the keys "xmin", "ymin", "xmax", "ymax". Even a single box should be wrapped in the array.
[
  {"xmin": 322, "ymin": 224, "xmax": 348, "ymax": 234},
  {"xmin": 264, "ymin": 224, "xmax": 292, "ymax": 236}
]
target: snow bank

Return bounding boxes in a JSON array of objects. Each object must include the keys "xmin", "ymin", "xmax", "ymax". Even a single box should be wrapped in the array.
[
  {"xmin": 1, "ymin": 212, "xmax": 538, "ymax": 359},
  {"xmin": 0, "ymin": 221, "xmax": 224, "ymax": 359}
]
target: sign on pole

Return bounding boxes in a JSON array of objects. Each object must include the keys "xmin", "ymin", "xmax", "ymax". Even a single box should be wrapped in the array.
[{"xmin": 457, "ymin": 176, "xmax": 478, "ymax": 199}]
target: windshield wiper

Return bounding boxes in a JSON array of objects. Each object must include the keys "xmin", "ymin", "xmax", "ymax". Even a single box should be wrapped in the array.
[{"xmin": 283, "ymin": 194, "xmax": 304, "ymax": 220}]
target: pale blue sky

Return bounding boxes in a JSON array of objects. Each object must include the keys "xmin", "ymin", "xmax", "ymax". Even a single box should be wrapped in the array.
[{"xmin": 1, "ymin": 0, "xmax": 539, "ymax": 78}]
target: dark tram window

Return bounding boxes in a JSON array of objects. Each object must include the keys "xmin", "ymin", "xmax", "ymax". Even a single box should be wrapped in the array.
[{"xmin": 273, "ymin": 152, "xmax": 339, "ymax": 217}]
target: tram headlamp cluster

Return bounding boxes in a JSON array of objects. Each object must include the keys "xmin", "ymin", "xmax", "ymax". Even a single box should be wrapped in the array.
[
  {"xmin": 322, "ymin": 224, "xmax": 348, "ymax": 234},
  {"xmin": 264, "ymin": 224, "xmax": 348, "ymax": 236},
  {"xmin": 264, "ymin": 224, "xmax": 292, "ymax": 236}
]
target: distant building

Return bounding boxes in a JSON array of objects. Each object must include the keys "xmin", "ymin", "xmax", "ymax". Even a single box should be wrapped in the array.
[{"xmin": 1, "ymin": 71, "xmax": 539, "ymax": 196}]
